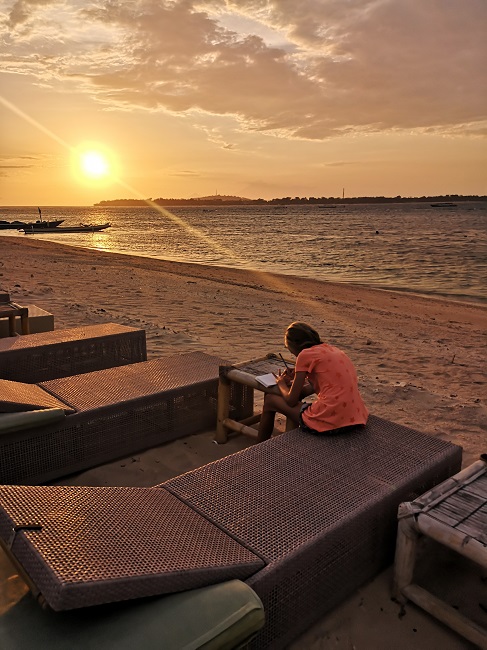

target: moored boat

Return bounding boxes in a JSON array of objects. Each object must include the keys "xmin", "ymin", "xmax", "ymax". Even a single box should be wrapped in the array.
[
  {"xmin": 0, "ymin": 219, "xmax": 64, "ymax": 230},
  {"xmin": 23, "ymin": 222, "xmax": 111, "ymax": 234}
]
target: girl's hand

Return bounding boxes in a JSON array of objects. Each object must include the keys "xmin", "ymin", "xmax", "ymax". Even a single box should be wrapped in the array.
[
  {"xmin": 275, "ymin": 369, "xmax": 292, "ymax": 387},
  {"xmin": 284, "ymin": 367, "xmax": 295, "ymax": 380}
]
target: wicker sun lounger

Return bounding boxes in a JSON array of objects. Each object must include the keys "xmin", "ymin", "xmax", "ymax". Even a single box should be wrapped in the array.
[
  {"xmin": 0, "ymin": 323, "xmax": 147, "ymax": 383},
  {"xmin": 0, "ymin": 416, "xmax": 461, "ymax": 649},
  {"xmin": 0, "ymin": 352, "xmax": 252, "ymax": 485},
  {"xmin": 163, "ymin": 416, "xmax": 462, "ymax": 649}
]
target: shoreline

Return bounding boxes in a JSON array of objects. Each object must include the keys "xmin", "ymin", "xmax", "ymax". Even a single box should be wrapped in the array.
[
  {"xmin": 70, "ymin": 246, "xmax": 487, "ymax": 307},
  {"xmin": 2, "ymin": 233, "xmax": 485, "ymax": 307}
]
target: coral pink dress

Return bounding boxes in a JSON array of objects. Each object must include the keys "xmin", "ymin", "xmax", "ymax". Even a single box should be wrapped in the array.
[{"xmin": 295, "ymin": 343, "xmax": 368, "ymax": 433}]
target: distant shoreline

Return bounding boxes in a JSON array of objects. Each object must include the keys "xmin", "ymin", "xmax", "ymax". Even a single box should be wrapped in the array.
[
  {"xmin": 2, "ymin": 197, "xmax": 486, "ymax": 209},
  {"xmin": 94, "ymin": 195, "xmax": 487, "ymax": 207}
]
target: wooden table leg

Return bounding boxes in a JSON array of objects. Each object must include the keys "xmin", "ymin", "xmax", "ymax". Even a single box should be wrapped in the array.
[
  {"xmin": 392, "ymin": 503, "xmax": 420, "ymax": 603},
  {"xmin": 8, "ymin": 315, "xmax": 16, "ymax": 337},
  {"xmin": 215, "ymin": 376, "xmax": 232, "ymax": 444},
  {"xmin": 20, "ymin": 312, "xmax": 30, "ymax": 335}
]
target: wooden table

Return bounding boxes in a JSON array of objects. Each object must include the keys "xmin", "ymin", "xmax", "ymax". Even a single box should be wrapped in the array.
[
  {"xmin": 393, "ymin": 456, "xmax": 487, "ymax": 648},
  {"xmin": 216, "ymin": 353, "xmax": 297, "ymax": 443},
  {"xmin": 0, "ymin": 302, "xmax": 29, "ymax": 337}
]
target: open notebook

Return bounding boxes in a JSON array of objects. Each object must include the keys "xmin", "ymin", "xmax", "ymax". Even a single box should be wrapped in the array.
[{"xmin": 255, "ymin": 373, "xmax": 277, "ymax": 388}]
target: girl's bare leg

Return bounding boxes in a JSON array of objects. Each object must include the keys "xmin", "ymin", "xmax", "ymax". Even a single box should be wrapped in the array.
[{"xmin": 257, "ymin": 393, "xmax": 302, "ymax": 443}]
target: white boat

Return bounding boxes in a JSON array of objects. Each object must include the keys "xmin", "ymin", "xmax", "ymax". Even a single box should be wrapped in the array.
[{"xmin": 23, "ymin": 223, "xmax": 111, "ymax": 234}]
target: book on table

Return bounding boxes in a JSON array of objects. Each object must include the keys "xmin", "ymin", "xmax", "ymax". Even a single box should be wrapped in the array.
[{"xmin": 255, "ymin": 373, "xmax": 277, "ymax": 388}]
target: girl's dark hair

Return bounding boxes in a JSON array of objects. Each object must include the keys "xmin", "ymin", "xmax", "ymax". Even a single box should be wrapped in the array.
[{"xmin": 284, "ymin": 321, "xmax": 322, "ymax": 352}]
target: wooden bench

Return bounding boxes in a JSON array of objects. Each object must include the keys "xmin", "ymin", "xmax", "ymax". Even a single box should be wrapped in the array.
[
  {"xmin": 0, "ymin": 302, "xmax": 29, "ymax": 337},
  {"xmin": 0, "ymin": 304, "xmax": 54, "ymax": 338},
  {"xmin": 393, "ymin": 457, "xmax": 487, "ymax": 648},
  {"xmin": 216, "ymin": 353, "xmax": 301, "ymax": 443}
]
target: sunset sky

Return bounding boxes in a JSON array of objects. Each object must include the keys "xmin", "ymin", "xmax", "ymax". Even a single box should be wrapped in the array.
[{"xmin": 1, "ymin": 0, "xmax": 486, "ymax": 206}]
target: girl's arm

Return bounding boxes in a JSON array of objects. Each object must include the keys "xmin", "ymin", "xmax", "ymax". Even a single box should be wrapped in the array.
[{"xmin": 276, "ymin": 370, "xmax": 307, "ymax": 406}]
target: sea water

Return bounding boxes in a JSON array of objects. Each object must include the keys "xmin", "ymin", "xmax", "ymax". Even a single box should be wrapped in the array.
[{"xmin": 1, "ymin": 202, "xmax": 486, "ymax": 303}]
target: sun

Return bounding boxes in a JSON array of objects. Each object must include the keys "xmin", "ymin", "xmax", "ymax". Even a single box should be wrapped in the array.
[
  {"xmin": 80, "ymin": 150, "xmax": 110, "ymax": 179},
  {"xmin": 72, "ymin": 143, "xmax": 118, "ymax": 186}
]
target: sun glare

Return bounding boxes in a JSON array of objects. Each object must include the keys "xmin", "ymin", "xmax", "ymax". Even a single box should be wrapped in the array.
[
  {"xmin": 72, "ymin": 143, "xmax": 118, "ymax": 185},
  {"xmin": 80, "ymin": 150, "xmax": 109, "ymax": 178}
]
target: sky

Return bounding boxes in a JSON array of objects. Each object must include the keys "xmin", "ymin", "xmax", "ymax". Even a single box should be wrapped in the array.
[{"xmin": 0, "ymin": 0, "xmax": 486, "ymax": 206}]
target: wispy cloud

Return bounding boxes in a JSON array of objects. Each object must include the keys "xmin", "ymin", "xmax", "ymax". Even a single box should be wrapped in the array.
[
  {"xmin": 2, "ymin": 0, "xmax": 486, "ymax": 139},
  {"xmin": 0, "ymin": 164, "xmax": 34, "ymax": 168},
  {"xmin": 168, "ymin": 170, "xmax": 200, "ymax": 176},
  {"xmin": 0, "ymin": 154, "xmax": 37, "ymax": 161},
  {"xmin": 322, "ymin": 161, "xmax": 363, "ymax": 167}
]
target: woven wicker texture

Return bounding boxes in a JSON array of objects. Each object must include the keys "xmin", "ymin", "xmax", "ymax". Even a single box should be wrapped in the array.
[
  {"xmin": 0, "ymin": 352, "xmax": 251, "ymax": 485},
  {"xmin": 42, "ymin": 352, "xmax": 229, "ymax": 411},
  {"xmin": 0, "ymin": 379, "xmax": 73, "ymax": 413},
  {"xmin": 0, "ymin": 323, "xmax": 147, "ymax": 383},
  {"xmin": 0, "ymin": 485, "xmax": 264, "ymax": 611},
  {"xmin": 163, "ymin": 415, "xmax": 462, "ymax": 649}
]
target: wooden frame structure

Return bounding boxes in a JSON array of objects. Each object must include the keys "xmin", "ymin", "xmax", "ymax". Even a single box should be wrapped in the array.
[
  {"xmin": 393, "ymin": 456, "xmax": 487, "ymax": 649},
  {"xmin": 0, "ymin": 302, "xmax": 29, "ymax": 337},
  {"xmin": 216, "ymin": 353, "xmax": 298, "ymax": 443}
]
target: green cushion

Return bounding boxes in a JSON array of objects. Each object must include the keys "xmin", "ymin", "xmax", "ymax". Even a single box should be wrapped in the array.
[
  {"xmin": 0, "ymin": 580, "xmax": 265, "ymax": 650},
  {"xmin": 0, "ymin": 408, "xmax": 66, "ymax": 434}
]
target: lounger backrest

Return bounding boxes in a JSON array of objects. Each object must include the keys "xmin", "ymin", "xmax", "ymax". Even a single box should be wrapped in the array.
[
  {"xmin": 0, "ymin": 485, "xmax": 265, "ymax": 611},
  {"xmin": 0, "ymin": 379, "xmax": 74, "ymax": 413}
]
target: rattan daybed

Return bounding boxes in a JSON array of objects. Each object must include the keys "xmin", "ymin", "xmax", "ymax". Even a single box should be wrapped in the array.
[
  {"xmin": 0, "ymin": 322, "xmax": 147, "ymax": 383},
  {"xmin": 0, "ymin": 352, "xmax": 252, "ymax": 485}
]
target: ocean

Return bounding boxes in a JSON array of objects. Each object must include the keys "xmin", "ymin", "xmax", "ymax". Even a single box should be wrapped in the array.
[{"xmin": 1, "ymin": 202, "xmax": 486, "ymax": 304}]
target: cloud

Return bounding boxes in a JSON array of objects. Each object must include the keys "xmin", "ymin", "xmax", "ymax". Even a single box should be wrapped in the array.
[
  {"xmin": 0, "ymin": 164, "xmax": 34, "ymax": 168},
  {"xmin": 1, "ymin": 0, "xmax": 486, "ymax": 139},
  {"xmin": 322, "ymin": 161, "xmax": 363, "ymax": 167},
  {"xmin": 168, "ymin": 170, "xmax": 200, "ymax": 176},
  {"xmin": 0, "ymin": 154, "xmax": 38, "ymax": 171},
  {"xmin": 0, "ymin": 154, "xmax": 37, "ymax": 161},
  {"xmin": 6, "ymin": 0, "xmax": 57, "ymax": 29}
]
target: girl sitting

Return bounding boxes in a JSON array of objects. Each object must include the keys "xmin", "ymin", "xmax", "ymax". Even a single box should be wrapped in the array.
[{"xmin": 257, "ymin": 321, "xmax": 369, "ymax": 442}]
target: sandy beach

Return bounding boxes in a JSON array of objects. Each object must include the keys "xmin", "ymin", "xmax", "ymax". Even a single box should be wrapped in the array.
[{"xmin": 0, "ymin": 236, "xmax": 486, "ymax": 648}]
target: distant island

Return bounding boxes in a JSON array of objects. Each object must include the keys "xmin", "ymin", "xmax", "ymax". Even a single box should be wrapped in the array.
[{"xmin": 95, "ymin": 194, "xmax": 486, "ymax": 207}]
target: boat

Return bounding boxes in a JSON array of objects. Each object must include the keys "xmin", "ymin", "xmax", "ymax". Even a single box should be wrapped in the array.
[
  {"xmin": 430, "ymin": 202, "xmax": 457, "ymax": 208},
  {"xmin": 23, "ymin": 223, "xmax": 111, "ymax": 234},
  {"xmin": 0, "ymin": 219, "xmax": 64, "ymax": 230}
]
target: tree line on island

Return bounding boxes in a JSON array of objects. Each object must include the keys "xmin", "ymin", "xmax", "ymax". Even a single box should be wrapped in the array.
[{"xmin": 95, "ymin": 194, "xmax": 486, "ymax": 207}]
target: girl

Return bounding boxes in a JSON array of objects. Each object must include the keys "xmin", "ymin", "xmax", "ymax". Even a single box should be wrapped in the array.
[{"xmin": 257, "ymin": 321, "xmax": 368, "ymax": 442}]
